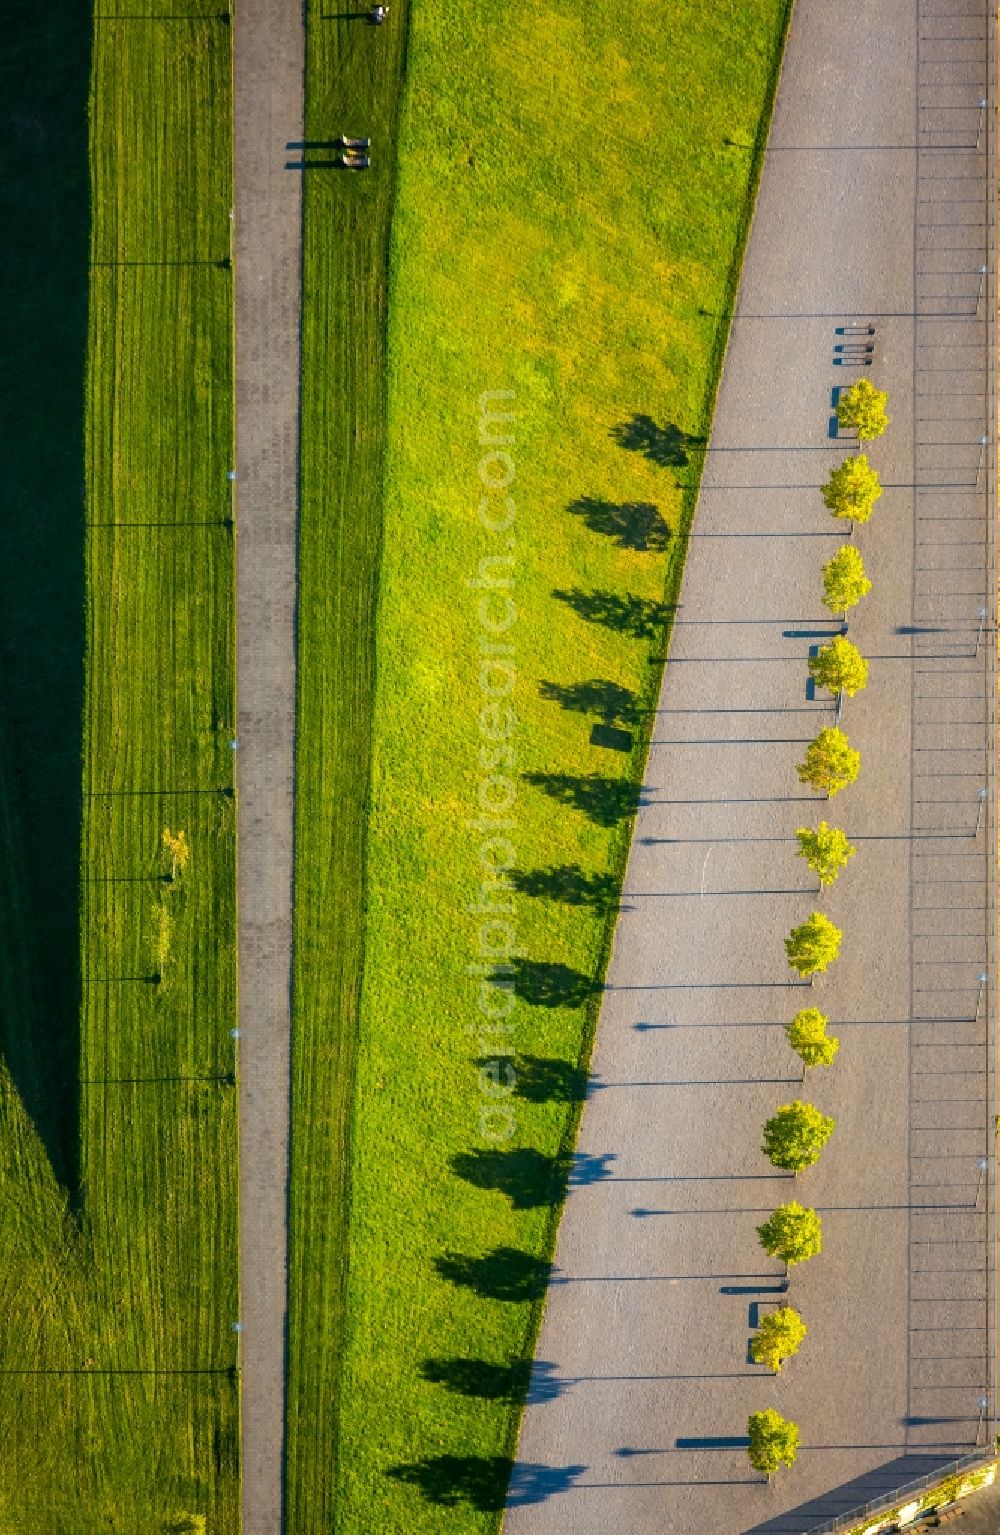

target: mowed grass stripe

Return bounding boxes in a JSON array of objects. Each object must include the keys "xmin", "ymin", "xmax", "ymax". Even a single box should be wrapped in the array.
[
  {"xmin": 85, "ymin": 3, "xmax": 239, "ymax": 1512},
  {"xmin": 0, "ymin": 9, "xmax": 238, "ymax": 1529},
  {"xmin": 285, "ymin": 5, "xmax": 411, "ymax": 1531},
  {"xmin": 321, "ymin": 2, "xmax": 793, "ymax": 1530}
]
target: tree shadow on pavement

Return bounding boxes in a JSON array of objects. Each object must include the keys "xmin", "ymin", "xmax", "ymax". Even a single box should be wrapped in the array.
[
  {"xmin": 676, "ymin": 1435, "xmax": 751, "ymax": 1450},
  {"xmin": 523, "ymin": 771, "xmax": 643, "ymax": 828},
  {"xmin": 507, "ymin": 1460, "xmax": 589, "ymax": 1506},
  {"xmin": 567, "ymin": 495, "xmax": 671, "ymax": 552},
  {"xmin": 434, "ymin": 1246, "xmax": 551, "ymax": 1302}
]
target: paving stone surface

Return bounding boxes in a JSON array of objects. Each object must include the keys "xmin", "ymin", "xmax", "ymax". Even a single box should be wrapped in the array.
[{"xmin": 506, "ymin": 2, "xmax": 997, "ymax": 1531}]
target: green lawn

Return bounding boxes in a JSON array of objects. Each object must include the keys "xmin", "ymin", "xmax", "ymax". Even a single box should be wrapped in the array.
[
  {"xmin": 0, "ymin": 5, "xmax": 238, "ymax": 1529},
  {"xmin": 285, "ymin": 6, "xmax": 412, "ymax": 1529},
  {"xmin": 291, "ymin": 0, "xmax": 791, "ymax": 1529}
]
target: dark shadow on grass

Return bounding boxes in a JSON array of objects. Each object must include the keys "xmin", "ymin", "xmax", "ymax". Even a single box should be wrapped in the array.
[
  {"xmin": 422, "ymin": 1357, "xmax": 568, "ymax": 1404},
  {"xmin": 591, "ymin": 722, "xmax": 633, "ymax": 752},
  {"xmin": 434, "ymin": 1246, "xmax": 551, "ymax": 1302},
  {"xmin": 0, "ymin": 0, "xmax": 91, "ymax": 1189},
  {"xmin": 512, "ymin": 1055, "xmax": 589, "ymax": 1104},
  {"xmin": 611, "ymin": 414, "xmax": 705, "ymax": 469},
  {"xmin": 497, "ymin": 957, "xmax": 601, "ymax": 1009},
  {"xmin": 553, "ymin": 587, "xmax": 676, "ymax": 641},
  {"xmin": 567, "ymin": 496, "xmax": 671, "ymax": 552},
  {"xmin": 389, "ymin": 1454, "xmax": 587, "ymax": 1511},
  {"xmin": 451, "ymin": 1147, "xmax": 614, "ymax": 1209},
  {"xmin": 421, "ymin": 1357, "xmax": 533, "ymax": 1401},
  {"xmin": 388, "ymin": 1455, "xmax": 514, "ymax": 1512},
  {"xmin": 451, "ymin": 1147, "xmax": 566, "ymax": 1209},
  {"xmin": 539, "ymin": 678, "xmax": 641, "ymax": 725},
  {"xmin": 510, "ymin": 863, "xmax": 621, "ymax": 910},
  {"xmin": 523, "ymin": 771, "xmax": 642, "ymax": 828},
  {"xmin": 473, "ymin": 1052, "xmax": 589, "ymax": 1104}
]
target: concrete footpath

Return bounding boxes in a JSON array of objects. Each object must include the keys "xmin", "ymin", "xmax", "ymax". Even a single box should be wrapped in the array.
[
  {"xmin": 506, "ymin": 2, "xmax": 996, "ymax": 1532},
  {"xmin": 233, "ymin": 4, "xmax": 304, "ymax": 1533}
]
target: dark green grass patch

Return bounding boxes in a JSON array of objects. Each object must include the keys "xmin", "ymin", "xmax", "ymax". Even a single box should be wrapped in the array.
[
  {"xmin": 286, "ymin": 5, "xmax": 412, "ymax": 1530},
  {"xmin": 0, "ymin": 0, "xmax": 90, "ymax": 1189}
]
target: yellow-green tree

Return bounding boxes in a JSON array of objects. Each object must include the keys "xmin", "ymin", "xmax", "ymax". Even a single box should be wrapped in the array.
[
  {"xmin": 836, "ymin": 378, "xmax": 890, "ymax": 441},
  {"xmin": 785, "ymin": 911, "xmax": 842, "ymax": 980},
  {"xmin": 750, "ymin": 1306, "xmax": 807, "ymax": 1373},
  {"xmin": 786, "ymin": 1008, "xmax": 840, "ymax": 1071},
  {"xmin": 162, "ymin": 827, "xmax": 191, "ymax": 882},
  {"xmin": 821, "ymin": 455, "xmax": 883, "ymax": 527},
  {"xmin": 808, "ymin": 635, "xmax": 868, "ymax": 699},
  {"xmin": 756, "ymin": 1201, "xmax": 823, "ymax": 1266},
  {"xmin": 762, "ymin": 1101, "xmax": 836, "ymax": 1173},
  {"xmin": 822, "ymin": 545, "xmax": 872, "ymax": 618},
  {"xmin": 747, "ymin": 1409, "xmax": 800, "ymax": 1480},
  {"xmin": 795, "ymin": 822, "xmax": 856, "ymax": 889},
  {"xmin": 796, "ymin": 727, "xmax": 860, "ymax": 798}
]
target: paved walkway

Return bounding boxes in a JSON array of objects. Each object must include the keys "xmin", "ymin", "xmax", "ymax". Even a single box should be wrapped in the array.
[
  {"xmin": 506, "ymin": 2, "xmax": 996, "ymax": 1532},
  {"xmin": 233, "ymin": 4, "xmax": 304, "ymax": 1533}
]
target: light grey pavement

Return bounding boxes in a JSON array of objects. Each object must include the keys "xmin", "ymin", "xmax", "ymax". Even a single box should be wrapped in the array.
[
  {"xmin": 233, "ymin": 4, "xmax": 303, "ymax": 1534},
  {"xmin": 506, "ymin": 2, "xmax": 996, "ymax": 1532}
]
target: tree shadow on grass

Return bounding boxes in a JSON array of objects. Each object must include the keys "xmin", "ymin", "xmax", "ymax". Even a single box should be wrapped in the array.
[
  {"xmin": 0, "ymin": 0, "xmax": 91, "ymax": 1189},
  {"xmin": 611, "ymin": 414, "xmax": 705, "ymax": 470},
  {"xmin": 553, "ymin": 587, "xmax": 676, "ymax": 641},
  {"xmin": 473, "ymin": 1053, "xmax": 588, "ymax": 1104},
  {"xmin": 422, "ymin": 1357, "xmax": 566, "ymax": 1403},
  {"xmin": 434, "ymin": 1246, "xmax": 551, "ymax": 1302},
  {"xmin": 511, "ymin": 1055, "xmax": 589, "ymax": 1104},
  {"xmin": 539, "ymin": 678, "xmax": 641, "ymax": 726},
  {"xmin": 389, "ymin": 1455, "xmax": 587, "ymax": 1511},
  {"xmin": 493, "ymin": 957, "xmax": 601, "ymax": 1009},
  {"xmin": 388, "ymin": 1455, "xmax": 514, "ymax": 1512},
  {"xmin": 567, "ymin": 496, "xmax": 671, "ymax": 553},
  {"xmin": 450, "ymin": 1147, "xmax": 614, "ymax": 1209},
  {"xmin": 510, "ymin": 863, "xmax": 622, "ymax": 910},
  {"xmin": 451, "ymin": 1148, "xmax": 568, "ymax": 1209},
  {"xmin": 523, "ymin": 771, "xmax": 643, "ymax": 828}
]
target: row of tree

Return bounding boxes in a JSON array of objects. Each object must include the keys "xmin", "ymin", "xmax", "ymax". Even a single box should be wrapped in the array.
[{"xmin": 746, "ymin": 379, "xmax": 890, "ymax": 1480}]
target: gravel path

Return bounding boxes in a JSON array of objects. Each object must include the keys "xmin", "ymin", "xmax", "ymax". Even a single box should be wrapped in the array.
[
  {"xmin": 505, "ymin": 2, "xmax": 996, "ymax": 1531},
  {"xmin": 233, "ymin": 5, "xmax": 304, "ymax": 1533}
]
